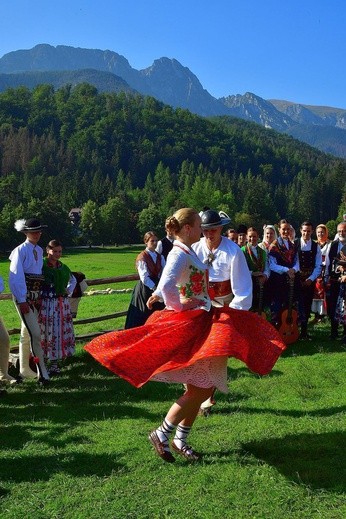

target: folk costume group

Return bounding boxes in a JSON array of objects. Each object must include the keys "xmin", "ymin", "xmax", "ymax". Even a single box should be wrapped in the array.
[
  {"xmin": 2, "ymin": 211, "xmax": 345, "ymax": 463},
  {"xmin": 1, "ymin": 218, "xmax": 78, "ymax": 387}
]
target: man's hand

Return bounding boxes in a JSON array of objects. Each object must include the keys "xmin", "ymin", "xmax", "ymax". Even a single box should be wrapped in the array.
[
  {"xmin": 19, "ymin": 302, "xmax": 30, "ymax": 314},
  {"xmin": 287, "ymin": 268, "xmax": 296, "ymax": 279},
  {"xmin": 303, "ymin": 278, "xmax": 313, "ymax": 287}
]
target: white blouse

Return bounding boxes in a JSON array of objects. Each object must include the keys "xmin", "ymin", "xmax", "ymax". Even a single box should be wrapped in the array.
[{"xmin": 154, "ymin": 241, "xmax": 211, "ymax": 312}]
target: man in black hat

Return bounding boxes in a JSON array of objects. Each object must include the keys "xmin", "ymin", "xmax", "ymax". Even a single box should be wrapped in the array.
[
  {"xmin": 9, "ymin": 218, "xmax": 50, "ymax": 384},
  {"xmin": 192, "ymin": 209, "xmax": 252, "ymax": 414},
  {"xmin": 193, "ymin": 210, "xmax": 252, "ymax": 309}
]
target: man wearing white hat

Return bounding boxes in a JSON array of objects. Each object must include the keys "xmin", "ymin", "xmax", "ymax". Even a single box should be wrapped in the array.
[{"xmin": 9, "ymin": 218, "xmax": 50, "ymax": 385}]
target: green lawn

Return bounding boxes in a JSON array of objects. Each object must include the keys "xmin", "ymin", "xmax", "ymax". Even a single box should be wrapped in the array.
[{"xmin": 0, "ymin": 249, "xmax": 345, "ymax": 518}]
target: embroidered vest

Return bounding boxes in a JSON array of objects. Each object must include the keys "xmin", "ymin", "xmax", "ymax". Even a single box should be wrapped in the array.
[
  {"xmin": 173, "ymin": 244, "xmax": 210, "ymax": 309},
  {"xmin": 242, "ymin": 244, "xmax": 267, "ymax": 272},
  {"xmin": 136, "ymin": 250, "xmax": 163, "ymax": 284},
  {"xmin": 269, "ymin": 238, "xmax": 297, "ymax": 268}
]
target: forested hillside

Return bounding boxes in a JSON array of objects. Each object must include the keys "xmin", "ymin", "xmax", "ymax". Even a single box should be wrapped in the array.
[{"xmin": 0, "ymin": 83, "xmax": 345, "ymax": 248}]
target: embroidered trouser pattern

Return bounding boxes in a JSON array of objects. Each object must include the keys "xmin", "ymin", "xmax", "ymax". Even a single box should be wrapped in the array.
[{"xmin": 14, "ymin": 301, "xmax": 49, "ymax": 380}]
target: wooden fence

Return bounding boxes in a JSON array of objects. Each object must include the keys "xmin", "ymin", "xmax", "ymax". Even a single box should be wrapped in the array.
[{"xmin": 0, "ymin": 274, "xmax": 139, "ymax": 341}]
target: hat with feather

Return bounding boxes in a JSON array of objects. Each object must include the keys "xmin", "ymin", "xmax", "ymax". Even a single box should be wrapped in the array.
[{"xmin": 14, "ymin": 218, "xmax": 48, "ymax": 233}]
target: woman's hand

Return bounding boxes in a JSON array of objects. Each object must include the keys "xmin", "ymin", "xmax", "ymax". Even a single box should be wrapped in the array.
[
  {"xmin": 181, "ymin": 297, "xmax": 203, "ymax": 310},
  {"xmin": 147, "ymin": 294, "xmax": 160, "ymax": 309}
]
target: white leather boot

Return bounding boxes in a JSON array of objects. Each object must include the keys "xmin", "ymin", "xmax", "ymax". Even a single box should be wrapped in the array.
[
  {"xmin": 19, "ymin": 336, "xmax": 37, "ymax": 379},
  {"xmin": 0, "ymin": 320, "xmax": 17, "ymax": 385}
]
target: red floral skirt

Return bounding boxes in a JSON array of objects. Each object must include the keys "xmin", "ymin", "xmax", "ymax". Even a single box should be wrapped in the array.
[{"xmin": 84, "ymin": 307, "xmax": 286, "ymax": 388}]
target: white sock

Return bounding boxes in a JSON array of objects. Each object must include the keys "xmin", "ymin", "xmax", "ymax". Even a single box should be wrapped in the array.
[
  {"xmin": 173, "ymin": 424, "xmax": 191, "ymax": 450},
  {"xmin": 156, "ymin": 418, "xmax": 175, "ymax": 452}
]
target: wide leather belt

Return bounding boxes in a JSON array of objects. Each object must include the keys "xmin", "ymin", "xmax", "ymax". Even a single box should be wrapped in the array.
[
  {"xmin": 299, "ymin": 268, "xmax": 313, "ymax": 280},
  {"xmin": 209, "ymin": 280, "xmax": 231, "ymax": 297}
]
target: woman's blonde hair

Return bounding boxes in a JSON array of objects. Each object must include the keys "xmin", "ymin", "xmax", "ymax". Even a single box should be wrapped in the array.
[
  {"xmin": 316, "ymin": 224, "xmax": 328, "ymax": 237},
  {"xmin": 166, "ymin": 208, "xmax": 198, "ymax": 235}
]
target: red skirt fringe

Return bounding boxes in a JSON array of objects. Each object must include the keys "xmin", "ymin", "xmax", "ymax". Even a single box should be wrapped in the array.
[{"xmin": 84, "ymin": 307, "xmax": 286, "ymax": 388}]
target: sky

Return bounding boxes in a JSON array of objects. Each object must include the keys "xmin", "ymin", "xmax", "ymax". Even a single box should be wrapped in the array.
[{"xmin": 1, "ymin": 0, "xmax": 345, "ymax": 109}]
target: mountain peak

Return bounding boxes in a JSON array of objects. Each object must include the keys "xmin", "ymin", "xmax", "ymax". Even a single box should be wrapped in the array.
[{"xmin": 0, "ymin": 44, "xmax": 346, "ymax": 157}]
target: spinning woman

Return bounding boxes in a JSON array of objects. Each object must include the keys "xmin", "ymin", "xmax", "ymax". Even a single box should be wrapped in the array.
[{"xmin": 85, "ymin": 208, "xmax": 286, "ymax": 462}]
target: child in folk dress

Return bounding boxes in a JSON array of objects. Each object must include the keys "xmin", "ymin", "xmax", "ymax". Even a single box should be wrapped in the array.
[{"xmin": 39, "ymin": 240, "xmax": 76, "ymax": 375}]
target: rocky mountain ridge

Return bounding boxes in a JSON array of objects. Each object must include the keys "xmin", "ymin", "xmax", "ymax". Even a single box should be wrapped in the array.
[{"xmin": 1, "ymin": 44, "xmax": 346, "ymax": 157}]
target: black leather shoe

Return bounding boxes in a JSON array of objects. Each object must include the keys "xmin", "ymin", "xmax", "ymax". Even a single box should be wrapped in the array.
[
  {"xmin": 49, "ymin": 367, "xmax": 61, "ymax": 377},
  {"xmin": 171, "ymin": 441, "xmax": 202, "ymax": 461},
  {"xmin": 148, "ymin": 431, "xmax": 175, "ymax": 463},
  {"xmin": 37, "ymin": 378, "xmax": 50, "ymax": 388}
]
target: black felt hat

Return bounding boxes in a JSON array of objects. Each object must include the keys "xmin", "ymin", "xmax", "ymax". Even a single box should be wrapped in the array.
[
  {"xmin": 200, "ymin": 209, "xmax": 231, "ymax": 230},
  {"xmin": 14, "ymin": 218, "xmax": 48, "ymax": 232}
]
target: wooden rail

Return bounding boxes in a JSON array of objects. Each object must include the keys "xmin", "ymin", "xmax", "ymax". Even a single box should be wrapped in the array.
[{"xmin": 2, "ymin": 274, "xmax": 139, "ymax": 340}]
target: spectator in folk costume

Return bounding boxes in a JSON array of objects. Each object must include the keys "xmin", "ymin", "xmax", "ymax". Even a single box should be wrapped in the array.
[
  {"xmin": 241, "ymin": 227, "xmax": 270, "ymax": 314},
  {"xmin": 156, "ymin": 218, "xmax": 175, "ymax": 260},
  {"xmin": 325, "ymin": 222, "xmax": 346, "ymax": 340},
  {"xmin": 237, "ymin": 224, "xmax": 248, "ymax": 248},
  {"xmin": 311, "ymin": 224, "xmax": 331, "ymax": 323},
  {"xmin": 125, "ymin": 231, "xmax": 165, "ymax": 329},
  {"xmin": 334, "ymin": 244, "xmax": 346, "ymax": 343},
  {"xmin": 268, "ymin": 219, "xmax": 300, "ymax": 327},
  {"xmin": 192, "ymin": 209, "xmax": 252, "ymax": 415},
  {"xmin": 85, "ymin": 208, "xmax": 286, "ymax": 463},
  {"xmin": 258, "ymin": 224, "xmax": 277, "ymax": 252},
  {"xmin": 39, "ymin": 240, "xmax": 77, "ymax": 376},
  {"xmin": 258, "ymin": 224, "xmax": 278, "ymax": 311},
  {"xmin": 0, "ymin": 275, "xmax": 17, "ymax": 386},
  {"xmin": 226, "ymin": 228, "xmax": 238, "ymax": 243},
  {"xmin": 297, "ymin": 221, "xmax": 322, "ymax": 340},
  {"xmin": 9, "ymin": 218, "xmax": 50, "ymax": 385}
]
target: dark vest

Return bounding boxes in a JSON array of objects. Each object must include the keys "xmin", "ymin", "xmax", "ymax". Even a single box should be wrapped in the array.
[
  {"xmin": 328, "ymin": 240, "xmax": 342, "ymax": 279},
  {"xmin": 298, "ymin": 240, "xmax": 317, "ymax": 279},
  {"xmin": 161, "ymin": 237, "xmax": 173, "ymax": 260}
]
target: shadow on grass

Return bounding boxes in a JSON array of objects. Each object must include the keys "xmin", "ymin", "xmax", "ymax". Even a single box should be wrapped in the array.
[
  {"xmin": 0, "ymin": 487, "xmax": 10, "ymax": 498},
  {"xmin": 243, "ymin": 431, "xmax": 346, "ymax": 493},
  {"xmin": 281, "ymin": 330, "xmax": 346, "ymax": 357},
  {"xmin": 0, "ymin": 451, "xmax": 125, "ymax": 483},
  {"xmin": 214, "ymin": 404, "xmax": 346, "ymax": 419},
  {"xmin": 228, "ymin": 366, "xmax": 284, "ymax": 380},
  {"xmin": 0, "ymin": 424, "xmax": 90, "ymax": 451},
  {"xmin": 0, "ymin": 351, "xmax": 185, "ymax": 429}
]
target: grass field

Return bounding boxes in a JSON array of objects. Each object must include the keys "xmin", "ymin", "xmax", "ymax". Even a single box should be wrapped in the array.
[{"xmin": 0, "ymin": 248, "xmax": 345, "ymax": 518}]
